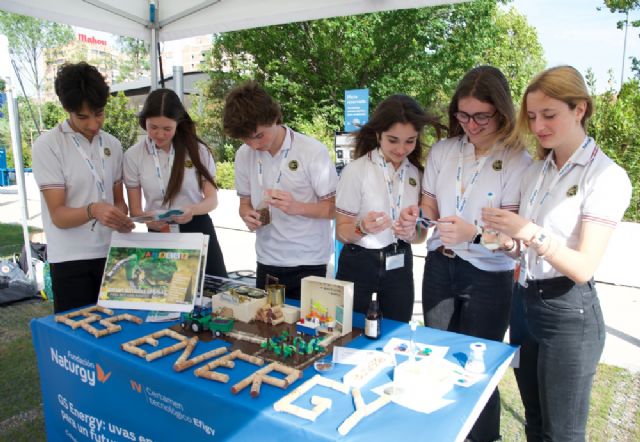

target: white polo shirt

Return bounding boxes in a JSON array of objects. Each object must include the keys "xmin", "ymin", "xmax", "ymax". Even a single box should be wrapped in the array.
[
  {"xmin": 124, "ymin": 139, "xmax": 216, "ymax": 211},
  {"xmin": 520, "ymin": 137, "xmax": 631, "ymax": 280},
  {"xmin": 32, "ymin": 120, "xmax": 124, "ymax": 263},
  {"xmin": 234, "ymin": 127, "xmax": 338, "ymax": 266},
  {"xmin": 336, "ymin": 149, "xmax": 422, "ymax": 249},
  {"xmin": 422, "ymin": 136, "xmax": 532, "ymax": 271}
]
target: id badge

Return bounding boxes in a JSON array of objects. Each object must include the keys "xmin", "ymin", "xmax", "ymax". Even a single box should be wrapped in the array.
[
  {"xmin": 385, "ymin": 251, "xmax": 405, "ymax": 271},
  {"xmin": 169, "ymin": 224, "xmax": 180, "ymax": 233}
]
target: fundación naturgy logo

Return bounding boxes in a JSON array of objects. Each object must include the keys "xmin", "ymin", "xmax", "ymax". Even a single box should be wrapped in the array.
[{"xmin": 50, "ymin": 348, "xmax": 111, "ymax": 387}]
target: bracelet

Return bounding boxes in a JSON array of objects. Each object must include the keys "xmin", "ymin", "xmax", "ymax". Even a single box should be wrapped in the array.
[
  {"xmin": 354, "ymin": 218, "xmax": 368, "ymax": 237},
  {"xmin": 538, "ymin": 237, "xmax": 559, "ymax": 260},
  {"xmin": 87, "ymin": 202, "xmax": 95, "ymax": 221}
]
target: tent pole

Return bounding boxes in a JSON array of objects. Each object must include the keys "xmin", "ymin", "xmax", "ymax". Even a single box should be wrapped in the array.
[
  {"xmin": 150, "ymin": 27, "xmax": 159, "ymax": 91},
  {"xmin": 6, "ymin": 81, "xmax": 35, "ymax": 282}
]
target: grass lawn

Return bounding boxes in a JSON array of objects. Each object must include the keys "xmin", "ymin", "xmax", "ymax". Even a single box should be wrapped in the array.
[
  {"xmin": 0, "ymin": 224, "xmax": 638, "ymax": 440},
  {"xmin": 0, "ymin": 223, "xmax": 42, "ymax": 258}
]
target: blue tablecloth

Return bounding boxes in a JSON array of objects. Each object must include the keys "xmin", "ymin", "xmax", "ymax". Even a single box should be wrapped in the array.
[{"xmin": 31, "ymin": 310, "xmax": 517, "ymax": 441}]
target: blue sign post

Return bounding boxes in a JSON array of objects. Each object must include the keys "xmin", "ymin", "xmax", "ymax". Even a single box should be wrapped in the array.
[
  {"xmin": 344, "ymin": 89, "xmax": 369, "ymax": 132},
  {"xmin": 336, "ymin": 89, "xmax": 370, "ymax": 275}
]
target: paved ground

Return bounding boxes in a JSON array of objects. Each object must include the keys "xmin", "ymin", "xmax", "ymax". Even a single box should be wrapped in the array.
[{"xmin": 2, "ymin": 175, "xmax": 639, "ymax": 372}]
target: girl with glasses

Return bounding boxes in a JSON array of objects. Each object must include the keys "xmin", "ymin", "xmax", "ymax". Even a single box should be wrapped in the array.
[
  {"xmin": 482, "ymin": 66, "xmax": 631, "ymax": 441},
  {"xmin": 396, "ymin": 66, "xmax": 532, "ymax": 442}
]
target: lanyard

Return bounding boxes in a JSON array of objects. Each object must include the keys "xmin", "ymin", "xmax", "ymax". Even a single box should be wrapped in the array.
[
  {"xmin": 257, "ymin": 127, "xmax": 294, "ymax": 191},
  {"xmin": 522, "ymin": 136, "xmax": 593, "ymax": 223},
  {"xmin": 375, "ymin": 148, "xmax": 408, "ymax": 222},
  {"xmin": 519, "ymin": 136, "xmax": 597, "ymax": 284},
  {"xmin": 149, "ymin": 139, "xmax": 175, "ymax": 205},
  {"xmin": 71, "ymin": 132, "xmax": 106, "ymax": 201},
  {"xmin": 455, "ymin": 137, "xmax": 491, "ymax": 216}
]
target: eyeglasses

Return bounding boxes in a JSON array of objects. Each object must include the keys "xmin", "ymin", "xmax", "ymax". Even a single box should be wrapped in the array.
[{"xmin": 453, "ymin": 111, "xmax": 497, "ymax": 126}]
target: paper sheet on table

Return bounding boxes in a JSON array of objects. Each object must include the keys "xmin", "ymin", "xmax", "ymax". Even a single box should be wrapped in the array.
[
  {"xmin": 437, "ymin": 358, "xmax": 486, "ymax": 387},
  {"xmin": 372, "ymin": 382, "xmax": 455, "ymax": 414},
  {"xmin": 332, "ymin": 346, "xmax": 385, "ymax": 365},
  {"xmin": 382, "ymin": 337, "xmax": 448, "ymax": 360}
]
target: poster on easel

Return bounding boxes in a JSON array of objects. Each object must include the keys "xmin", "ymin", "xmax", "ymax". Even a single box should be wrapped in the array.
[{"xmin": 98, "ymin": 232, "xmax": 207, "ymax": 312}]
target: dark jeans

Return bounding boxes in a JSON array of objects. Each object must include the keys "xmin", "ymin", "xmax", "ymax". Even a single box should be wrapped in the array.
[
  {"xmin": 510, "ymin": 278, "xmax": 604, "ymax": 442},
  {"xmin": 256, "ymin": 262, "xmax": 327, "ymax": 301},
  {"xmin": 50, "ymin": 258, "xmax": 106, "ymax": 313},
  {"xmin": 422, "ymin": 251, "xmax": 513, "ymax": 442},
  {"xmin": 179, "ymin": 215, "xmax": 228, "ymax": 278},
  {"xmin": 336, "ymin": 241, "xmax": 414, "ymax": 322}
]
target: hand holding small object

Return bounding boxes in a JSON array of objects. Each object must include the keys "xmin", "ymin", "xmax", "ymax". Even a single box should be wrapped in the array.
[
  {"xmin": 266, "ymin": 189, "xmax": 302, "ymax": 215},
  {"xmin": 240, "ymin": 207, "xmax": 263, "ymax": 231},
  {"xmin": 91, "ymin": 201, "xmax": 134, "ymax": 232},
  {"xmin": 481, "ymin": 207, "xmax": 538, "ymax": 242},
  {"xmin": 392, "ymin": 205, "xmax": 419, "ymax": 240},
  {"xmin": 361, "ymin": 211, "xmax": 391, "ymax": 235},
  {"xmin": 437, "ymin": 215, "xmax": 475, "ymax": 247},
  {"xmin": 170, "ymin": 207, "xmax": 193, "ymax": 224}
]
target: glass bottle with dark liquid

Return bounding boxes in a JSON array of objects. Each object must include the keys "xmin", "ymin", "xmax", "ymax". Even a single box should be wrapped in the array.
[{"xmin": 364, "ymin": 292, "xmax": 382, "ymax": 339}]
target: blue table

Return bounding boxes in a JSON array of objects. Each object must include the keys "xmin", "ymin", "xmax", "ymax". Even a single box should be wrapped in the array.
[{"xmin": 32, "ymin": 310, "xmax": 516, "ymax": 441}]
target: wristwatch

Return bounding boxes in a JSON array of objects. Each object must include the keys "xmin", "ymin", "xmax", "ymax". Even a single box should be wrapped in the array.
[
  {"xmin": 471, "ymin": 225, "xmax": 483, "ymax": 244},
  {"xmin": 354, "ymin": 218, "xmax": 368, "ymax": 237}
]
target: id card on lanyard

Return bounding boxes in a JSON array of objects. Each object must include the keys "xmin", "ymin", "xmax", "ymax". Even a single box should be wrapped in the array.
[
  {"xmin": 149, "ymin": 139, "xmax": 179, "ymax": 232},
  {"xmin": 517, "ymin": 137, "xmax": 596, "ymax": 286},
  {"xmin": 376, "ymin": 149, "xmax": 408, "ymax": 271}
]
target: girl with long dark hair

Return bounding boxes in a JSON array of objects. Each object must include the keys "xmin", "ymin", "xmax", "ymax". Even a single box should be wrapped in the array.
[{"xmin": 124, "ymin": 88, "xmax": 227, "ymax": 277}]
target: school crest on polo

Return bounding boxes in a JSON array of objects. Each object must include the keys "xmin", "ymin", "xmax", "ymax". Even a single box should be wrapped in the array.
[
  {"xmin": 409, "ymin": 177, "xmax": 417, "ymax": 187},
  {"xmin": 185, "ymin": 159, "xmax": 194, "ymax": 169},
  {"xmin": 492, "ymin": 160, "xmax": 502, "ymax": 171},
  {"xmin": 288, "ymin": 160, "xmax": 299, "ymax": 171},
  {"xmin": 566, "ymin": 184, "xmax": 578, "ymax": 197},
  {"xmin": 103, "ymin": 147, "xmax": 111, "ymax": 157}
]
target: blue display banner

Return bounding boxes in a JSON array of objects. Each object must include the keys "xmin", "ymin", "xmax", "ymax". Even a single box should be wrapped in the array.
[{"xmin": 344, "ymin": 89, "xmax": 369, "ymax": 132}]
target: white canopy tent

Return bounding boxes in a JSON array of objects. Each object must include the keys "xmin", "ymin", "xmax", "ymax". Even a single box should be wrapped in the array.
[
  {"xmin": 0, "ymin": 0, "xmax": 465, "ymax": 283},
  {"xmin": 1, "ymin": 0, "xmax": 466, "ymax": 88}
]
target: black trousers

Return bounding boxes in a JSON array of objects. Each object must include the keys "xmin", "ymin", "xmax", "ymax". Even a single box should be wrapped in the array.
[
  {"xmin": 179, "ymin": 214, "xmax": 228, "ymax": 278},
  {"xmin": 149, "ymin": 215, "xmax": 228, "ymax": 277},
  {"xmin": 336, "ymin": 241, "xmax": 414, "ymax": 322},
  {"xmin": 50, "ymin": 258, "xmax": 106, "ymax": 313},
  {"xmin": 255, "ymin": 262, "xmax": 327, "ymax": 301}
]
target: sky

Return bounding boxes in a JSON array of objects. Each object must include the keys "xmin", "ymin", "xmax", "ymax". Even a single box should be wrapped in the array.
[
  {"xmin": 0, "ymin": 0, "xmax": 638, "ymax": 95},
  {"xmin": 511, "ymin": 0, "xmax": 639, "ymax": 91}
]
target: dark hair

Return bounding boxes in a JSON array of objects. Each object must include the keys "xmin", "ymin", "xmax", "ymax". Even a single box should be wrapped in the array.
[
  {"xmin": 353, "ymin": 94, "xmax": 443, "ymax": 171},
  {"xmin": 139, "ymin": 88, "xmax": 216, "ymax": 205},
  {"xmin": 222, "ymin": 81, "xmax": 283, "ymax": 139},
  {"xmin": 448, "ymin": 65, "xmax": 524, "ymax": 150},
  {"xmin": 54, "ymin": 62, "xmax": 109, "ymax": 112}
]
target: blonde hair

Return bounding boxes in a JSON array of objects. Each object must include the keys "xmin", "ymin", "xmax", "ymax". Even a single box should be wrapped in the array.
[{"xmin": 513, "ymin": 65, "xmax": 593, "ymax": 159}]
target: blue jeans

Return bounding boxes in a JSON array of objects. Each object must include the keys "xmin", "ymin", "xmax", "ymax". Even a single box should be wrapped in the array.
[
  {"xmin": 510, "ymin": 278, "xmax": 604, "ymax": 442},
  {"xmin": 336, "ymin": 241, "xmax": 414, "ymax": 322},
  {"xmin": 422, "ymin": 251, "xmax": 513, "ymax": 442}
]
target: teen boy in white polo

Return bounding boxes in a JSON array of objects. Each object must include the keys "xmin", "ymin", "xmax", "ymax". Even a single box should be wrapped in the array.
[
  {"xmin": 32, "ymin": 62, "xmax": 134, "ymax": 313},
  {"xmin": 223, "ymin": 81, "xmax": 338, "ymax": 300}
]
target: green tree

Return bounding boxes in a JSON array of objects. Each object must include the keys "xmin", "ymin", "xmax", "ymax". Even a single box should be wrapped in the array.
[
  {"xmin": 589, "ymin": 77, "xmax": 640, "ymax": 221},
  {"xmin": 201, "ymin": 0, "xmax": 543, "ymax": 147},
  {"xmin": 116, "ymin": 37, "xmax": 150, "ymax": 82},
  {"xmin": 41, "ymin": 101, "xmax": 66, "ymax": 130},
  {"xmin": 600, "ymin": 1, "xmax": 640, "ymax": 80},
  {"xmin": 0, "ymin": 11, "xmax": 74, "ymax": 128},
  {"xmin": 103, "ymin": 92, "xmax": 139, "ymax": 150}
]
